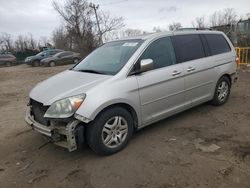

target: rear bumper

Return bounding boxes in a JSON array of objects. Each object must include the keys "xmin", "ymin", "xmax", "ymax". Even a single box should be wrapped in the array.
[
  {"xmin": 231, "ymin": 72, "xmax": 238, "ymax": 84},
  {"xmin": 25, "ymin": 107, "xmax": 80, "ymax": 152}
]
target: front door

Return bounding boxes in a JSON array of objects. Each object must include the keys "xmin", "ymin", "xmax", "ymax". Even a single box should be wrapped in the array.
[{"xmin": 136, "ymin": 37, "xmax": 185, "ymax": 124}]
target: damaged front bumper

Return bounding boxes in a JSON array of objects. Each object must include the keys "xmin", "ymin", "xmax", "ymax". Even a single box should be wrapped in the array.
[{"xmin": 25, "ymin": 107, "xmax": 81, "ymax": 152}]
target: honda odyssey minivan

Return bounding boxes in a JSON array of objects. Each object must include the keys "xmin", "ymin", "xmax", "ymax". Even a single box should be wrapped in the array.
[{"xmin": 25, "ymin": 31, "xmax": 238, "ymax": 155}]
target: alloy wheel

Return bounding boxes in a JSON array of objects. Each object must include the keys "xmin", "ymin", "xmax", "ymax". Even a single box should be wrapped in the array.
[
  {"xmin": 101, "ymin": 116, "xmax": 128, "ymax": 149},
  {"xmin": 217, "ymin": 81, "xmax": 229, "ymax": 102}
]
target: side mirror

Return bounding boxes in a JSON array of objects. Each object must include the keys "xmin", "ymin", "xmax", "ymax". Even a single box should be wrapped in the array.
[{"xmin": 140, "ymin": 59, "xmax": 153, "ymax": 73}]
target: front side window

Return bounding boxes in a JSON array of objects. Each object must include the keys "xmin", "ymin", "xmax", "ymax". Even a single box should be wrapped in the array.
[
  {"xmin": 60, "ymin": 52, "xmax": 68, "ymax": 57},
  {"xmin": 0, "ymin": 55, "xmax": 7, "ymax": 58},
  {"xmin": 64, "ymin": 52, "xmax": 73, "ymax": 56},
  {"xmin": 50, "ymin": 50, "xmax": 60, "ymax": 55},
  {"xmin": 171, "ymin": 34, "xmax": 205, "ymax": 63},
  {"xmin": 204, "ymin": 34, "xmax": 231, "ymax": 55},
  {"xmin": 73, "ymin": 39, "xmax": 143, "ymax": 75},
  {"xmin": 139, "ymin": 37, "xmax": 176, "ymax": 69},
  {"xmin": 36, "ymin": 51, "xmax": 46, "ymax": 56}
]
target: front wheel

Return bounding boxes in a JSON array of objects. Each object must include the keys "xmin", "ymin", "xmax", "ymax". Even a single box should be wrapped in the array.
[
  {"xmin": 211, "ymin": 76, "xmax": 231, "ymax": 106},
  {"xmin": 86, "ymin": 107, "xmax": 134, "ymax": 155},
  {"xmin": 49, "ymin": 61, "xmax": 56, "ymax": 67}
]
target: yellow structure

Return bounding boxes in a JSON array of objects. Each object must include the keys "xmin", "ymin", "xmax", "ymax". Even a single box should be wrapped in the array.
[{"xmin": 235, "ymin": 47, "xmax": 250, "ymax": 65}]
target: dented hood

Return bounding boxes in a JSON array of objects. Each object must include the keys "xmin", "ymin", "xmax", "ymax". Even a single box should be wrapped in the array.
[{"xmin": 29, "ymin": 70, "xmax": 111, "ymax": 105}]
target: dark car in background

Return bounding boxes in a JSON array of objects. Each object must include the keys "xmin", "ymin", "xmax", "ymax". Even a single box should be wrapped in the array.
[
  {"xmin": 0, "ymin": 54, "xmax": 16, "ymax": 67},
  {"xmin": 41, "ymin": 51, "xmax": 81, "ymax": 67},
  {"xmin": 25, "ymin": 49, "xmax": 63, "ymax": 66}
]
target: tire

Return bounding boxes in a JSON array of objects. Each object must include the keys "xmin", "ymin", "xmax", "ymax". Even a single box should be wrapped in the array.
[
  {"xmin": 73, "ymin": 58, "xmax": 79, "ymax": 64},
  {"xmin": 86, "ymin": 107, "xmax": 134, "ymax": 155},
  {"xmin": 49, "ymin": 61, "xmax": 56, "ymax": 67},
  {"xmin": 33, "ymin": 60, "xmax": 40, "ymax": 67},
  {"xmin": 6, "ymin": 62, "xmax": 11, "ymax": 67},
  {"xmin": 211, "ymin": 76, "xmax": 231, "ymax": 106}
]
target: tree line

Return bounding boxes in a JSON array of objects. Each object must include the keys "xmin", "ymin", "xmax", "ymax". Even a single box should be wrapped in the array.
[{"xmin": 1, "ymin": 1, "xmax": 249, "ymax": 57}]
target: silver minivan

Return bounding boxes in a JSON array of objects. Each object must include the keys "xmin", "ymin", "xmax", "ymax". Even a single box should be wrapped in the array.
[{"xmin": 25, "ymin": 31, "xmax": 238, "ymax": 155}]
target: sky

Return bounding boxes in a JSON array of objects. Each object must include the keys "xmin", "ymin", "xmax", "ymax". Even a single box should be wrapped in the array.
[{"xmin": 0, "ymin": 0, "xmax": 249, "ymax": 40}]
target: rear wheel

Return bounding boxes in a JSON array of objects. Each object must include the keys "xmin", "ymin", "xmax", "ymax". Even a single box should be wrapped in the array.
[
  {"xmin": 73, "ymin": 58, "xmax": 79, "ymax": 64},
  {"xmin": 33, "ymin": 60, "xmax": 40, "ymax": 67},
  {"xmin": 49, "ymin": 61, "xmax": 56, "ymax": 67},
  {"xmin": 86, "ymin": 107, "xmax": 134, "ymax": 155},
  {"xmin": 211, "ymin": 76, "xmax": 231, "ymax": 106},
  {"xmin": 6, "ymin": 62, "xmax": 11, "ymax": 67}
]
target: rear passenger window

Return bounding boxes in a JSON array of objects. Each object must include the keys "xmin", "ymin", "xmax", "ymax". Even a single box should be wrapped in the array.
[
  {"xmin": 204, "ymin": 34, "xmax": 231, "ymax": 55},
  {"xmin": 171, "ymin": 35, "xmax": 205, "ymax": 63},
  {"xmin": 49, "ymin": 51, "xmax": 55, "ymax": 55},
  {"xmin": 139, "ymin": 37, "xmax": 176, "ymax": 69}
]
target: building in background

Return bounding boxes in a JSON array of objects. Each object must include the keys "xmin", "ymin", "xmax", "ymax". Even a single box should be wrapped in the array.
[{"xmin": 211, "ymin": 18, "xmax": 250, "ymax": 47}]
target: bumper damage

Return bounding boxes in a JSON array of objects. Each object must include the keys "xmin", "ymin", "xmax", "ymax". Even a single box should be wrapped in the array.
[
  {"xmin": 231, "ymin": 72, "xmax": 238, "ymax": 83},
  {"xmin": 25, "ymin": 108, "xmax": 82, "ymax": 152}
]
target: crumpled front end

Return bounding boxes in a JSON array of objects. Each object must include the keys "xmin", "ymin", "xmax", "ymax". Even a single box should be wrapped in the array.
[{"xmin": 25, "ymin": 98, "xmax": 84, "ymax": 152}]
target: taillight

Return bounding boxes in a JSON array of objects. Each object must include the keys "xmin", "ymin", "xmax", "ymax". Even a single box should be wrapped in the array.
[{"xmin": 236, "ymin": 57, "xmax": 240, "ymax": 66}]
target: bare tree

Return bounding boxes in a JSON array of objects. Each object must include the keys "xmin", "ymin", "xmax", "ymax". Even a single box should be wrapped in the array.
[
  {"xmin": 0, "ymin": 32, "xmax": 13, "ymax": 52},
  {"xmin": 52, "ymin": 26, "xmax": 73, "ymax": 50},
  {"xmin": 246, "ymin": 13, "xmax": 250, "ymax": 19},
  {"xmin": 14, "ymin": 34, "xmax": 39, "ymax": 52},
  {"xmin": 123, "ymin": 28, "xmax": 144, "ymax": 37},
  {"xmin": 15, "ymin": 35, "xmax": 25, "ymax": 52},
  {"xmin": 153, "ymin": 26, "xmax": 166, "ymax": 32},
  {"xmin": 53, "ymin": 0, "xmax": 96, "ymax": 55},
  {"xmin": 223, "ymin": 8, "xmax": 237, "ymax": 25},
  {"xmin": 210, "ymin": 11, "xmax": 221, "ymax": 27},
  {"xmin": 192, "ymin": 16, "xmax": 206, "ymax": 28},
  {"xmin": 97, "ymin": 11, "xmax": 124, "ymax": 41},
  {"xmin": 52, "ymin": 0, "xmax": 124, "ymax": 56},
  {"xmin": 168, "ymin": 22, "xmax": 182, "ymax": 31},
  {"xmin": 209, "ymin": 8, "xmax": 237, "ymax": 27},
  {"xmin": 39, "ymin": 36, "xmax": 52, "ymax": 48},
  {"xmin": 103, "ymin": 28, "xmax": 145, "ymax": 41},
  {"xmin": 28, "ymin": 34, "xmax": 37, "ymax": 50}
]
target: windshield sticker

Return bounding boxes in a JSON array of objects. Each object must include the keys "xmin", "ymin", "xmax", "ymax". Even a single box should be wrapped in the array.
[{"xmin": 122, "ymin": 42, "xmax": 138, "ymax": 47}]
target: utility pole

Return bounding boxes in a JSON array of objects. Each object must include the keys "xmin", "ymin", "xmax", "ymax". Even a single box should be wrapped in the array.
[{"xmin": 89, "ymin": 3, "xmax": 103, "ymax": 44}]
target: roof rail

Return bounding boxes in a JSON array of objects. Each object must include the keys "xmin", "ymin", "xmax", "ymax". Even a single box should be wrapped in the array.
[{"xmin": 177, "ymin": 28, "xmax": 214, "ymax": 31}]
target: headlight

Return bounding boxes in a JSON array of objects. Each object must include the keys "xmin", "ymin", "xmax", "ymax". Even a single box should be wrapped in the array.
[{"xmin": 44, "ymin": 94, "xmax": 86, "ymax": 118}]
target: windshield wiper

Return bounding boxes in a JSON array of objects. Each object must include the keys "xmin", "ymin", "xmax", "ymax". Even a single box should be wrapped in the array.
[{"xmin": 75, "ymin": 69, "xmax": 105, "ymax": 75}]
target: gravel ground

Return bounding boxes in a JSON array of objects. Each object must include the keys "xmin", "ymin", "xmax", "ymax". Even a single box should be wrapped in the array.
[{"xmin": 0, "ymin": 64, "xmax": 250, "ymax": 188}]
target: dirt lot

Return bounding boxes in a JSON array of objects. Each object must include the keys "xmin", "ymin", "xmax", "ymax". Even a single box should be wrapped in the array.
[{"xmin": 0, "ymin": 64, "xmax": 250, "ymax": 188}]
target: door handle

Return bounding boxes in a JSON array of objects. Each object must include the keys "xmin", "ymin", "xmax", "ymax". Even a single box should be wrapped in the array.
[
  {"xmin": 187, "ymin": 67, "xmax": 196, "ymax": 72},
  {"xmin": 172, "ymin": 70, "xmax": 181, "ymax": 76}
]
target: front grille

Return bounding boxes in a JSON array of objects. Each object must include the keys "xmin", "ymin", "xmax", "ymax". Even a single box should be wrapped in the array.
[{"xmin": 30, "ymin": 99, "xmax": 50, "ymax": 126}]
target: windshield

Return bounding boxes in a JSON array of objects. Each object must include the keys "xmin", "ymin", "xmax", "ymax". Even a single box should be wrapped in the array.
[
  {"xmin": 73, "ymin": 39, "xmax": 143, "ymax": 75},
  {"xmin": 36, "ymin": 51, "xmax": 47, "ymax": 56}
]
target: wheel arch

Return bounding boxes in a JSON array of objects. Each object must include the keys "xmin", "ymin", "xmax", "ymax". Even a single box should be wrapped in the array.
[
  {"xmin": 32, "ymin": 59, "xmax": 40, "ymax": 66},
  {"xmin": 211, "ymin": 73, "xmax": 232, "ymax": 106},
  {"xmin": 214, "ymin": 73, "xmax": 232, "ymax": 91},
  {"xmin": 49, "ymin": 61, "xmax": 56, "ymax": 66},
  {"xmin": 91, "ymin": 102, "xmax": 139, "ymax": 130},
  {"xmin": 221, "ymin": 74, "xmax": 232, "ymax": 85}
]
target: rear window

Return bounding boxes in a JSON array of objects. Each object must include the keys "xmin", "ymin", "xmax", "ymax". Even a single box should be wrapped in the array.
[
  {"xmin": 171, "ymin": 34, "xmax": 205, "ymax": 63},
  {"xmin": 49, "ymin": 50, "xmax": 61, "ymax": 55},
  {"xmin": 204, "ymin": 34, "xmax": 231, "ymax": 55},
  {"xmin": 0, "ymin": 54, "xmax": 13, "ymax": 58},
  {"xmin": 60, "ymin": 52, "xmax": 71, "ymax": 57}
]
